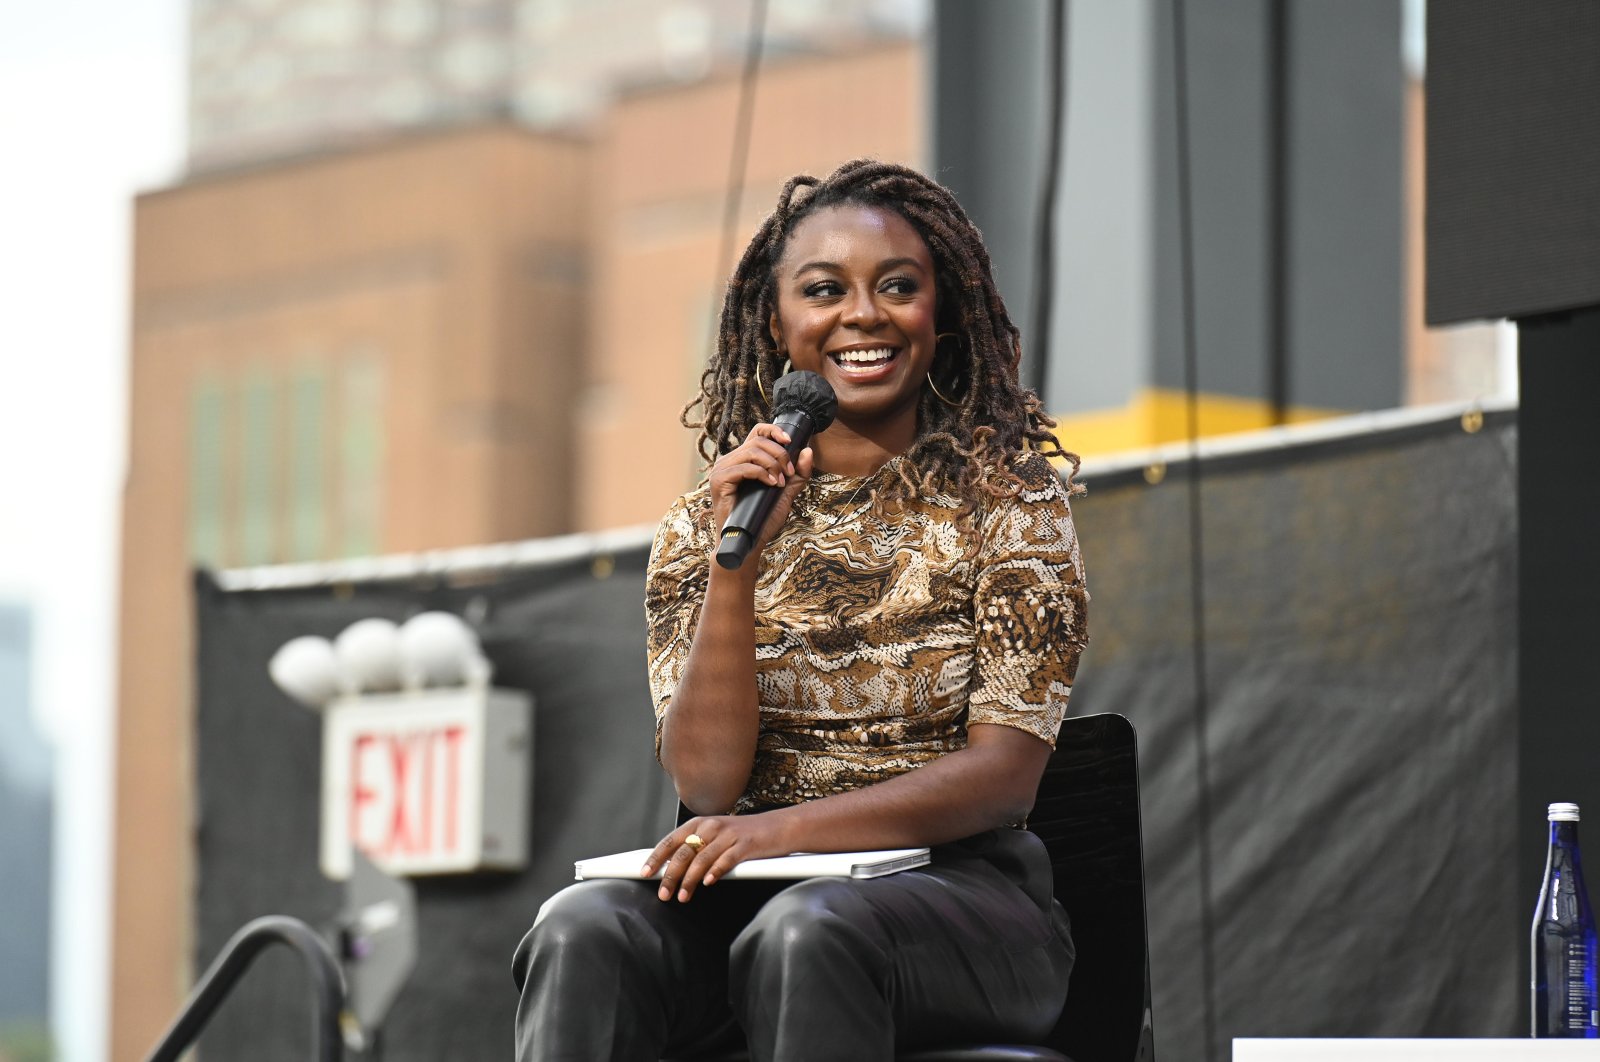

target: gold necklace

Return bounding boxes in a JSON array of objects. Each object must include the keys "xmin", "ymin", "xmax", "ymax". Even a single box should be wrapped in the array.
[{"xmin": 807, "ymin": 472, "xmax": 874, "ymax": 532}]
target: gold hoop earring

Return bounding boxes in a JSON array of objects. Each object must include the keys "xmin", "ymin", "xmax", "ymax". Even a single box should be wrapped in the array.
[
  {"xmin": 927, "ymin": 372, "xmax": 961, "ymax": 408},
  {"xmin": 755, "ymin": 352, "xmax": 791, "ymax": 406},
  {"xmin": 927, "ymin": 333, "xmax": 966, "ymax": 408}
]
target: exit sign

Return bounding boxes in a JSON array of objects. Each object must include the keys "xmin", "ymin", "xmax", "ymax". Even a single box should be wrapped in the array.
[{"xmin": 320, "ymin": 688, "xmax": 532, "ymax": 879}]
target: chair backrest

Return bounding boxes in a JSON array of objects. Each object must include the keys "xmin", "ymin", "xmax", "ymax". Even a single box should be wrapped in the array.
[{"xmin": 1027, "ymin": 713, "xmax": 1156, "ymax": 1062}]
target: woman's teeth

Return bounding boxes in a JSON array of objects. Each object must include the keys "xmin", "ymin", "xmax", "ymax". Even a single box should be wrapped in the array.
[{"xmin": 833, "ymin": 348, "xmax": 897, "ymax": 371}]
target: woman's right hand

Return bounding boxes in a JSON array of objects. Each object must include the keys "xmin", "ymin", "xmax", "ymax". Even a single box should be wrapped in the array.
[{"xmin": 708, "ymin": 423, "xmax": 815, "ymax": 557}]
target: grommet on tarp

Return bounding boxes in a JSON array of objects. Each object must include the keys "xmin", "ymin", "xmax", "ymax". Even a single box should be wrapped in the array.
[{"xmin": 1143, "ymin": 462, "xmax": 1167, "ymax": 486}]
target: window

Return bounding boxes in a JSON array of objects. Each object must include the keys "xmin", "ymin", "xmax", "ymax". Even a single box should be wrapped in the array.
[
  {"xmin": 289, "ymin": 363, "xmax": 328, "ymax": 562},
  {"xmin": 339, "ymin": 353, "xmax": 385, "ymax": 558},
  {"xmin": 189, "ymin": 374, "xmax": 227, "ymax": 567},
  {"xmin": 238, "ymin": 364, "xmax": 279, "ymax": 567}
]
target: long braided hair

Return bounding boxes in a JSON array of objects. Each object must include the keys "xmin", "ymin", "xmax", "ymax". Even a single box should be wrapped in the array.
[{"xmin": 683, "ymin": 158, "xmax": 1081, "ymax": 522}]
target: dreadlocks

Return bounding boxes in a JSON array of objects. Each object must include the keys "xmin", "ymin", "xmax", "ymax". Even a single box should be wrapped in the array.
[{"xmin": 683, "ymin": 158, "xmax": 1081, "ymax": 521}]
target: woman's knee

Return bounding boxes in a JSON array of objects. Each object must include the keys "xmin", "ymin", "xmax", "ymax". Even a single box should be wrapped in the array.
[
  {"xmin": 510, "ymin": 880, "xmax": 654, "ymax": 989},
  {"xmin": 729, "ymin": 878, "xmax": 885, "ymax": 976}
]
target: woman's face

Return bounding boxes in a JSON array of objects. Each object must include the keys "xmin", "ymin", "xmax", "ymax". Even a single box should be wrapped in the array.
[{"xmin": 768, "ymin": 203, "xmax": 939, "ymax": 429}]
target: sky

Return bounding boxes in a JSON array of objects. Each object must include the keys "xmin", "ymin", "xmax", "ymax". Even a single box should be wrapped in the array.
[{"xmin": 0, "ymin": 0, "xmax": 186, "ymax": 1058}]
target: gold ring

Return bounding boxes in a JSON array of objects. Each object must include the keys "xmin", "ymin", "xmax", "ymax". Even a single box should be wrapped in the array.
[{"xmin": 684, "ymin": 834, "xmax": 705, "ymax": 851}]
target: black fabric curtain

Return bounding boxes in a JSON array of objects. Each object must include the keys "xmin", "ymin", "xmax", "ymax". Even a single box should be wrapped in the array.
[{"xmin": 193, "ymin": 410, "xmax": 1518, "ymax": 1060}]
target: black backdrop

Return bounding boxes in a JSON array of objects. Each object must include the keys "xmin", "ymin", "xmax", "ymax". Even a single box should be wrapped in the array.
[
  {"xmin": 193, "ymin": 408, "xmax": 1519, "ymax": 1061},
  {"xmin": 1426, "ymin": 0, "xmax": 1600, "ymax": 324}
]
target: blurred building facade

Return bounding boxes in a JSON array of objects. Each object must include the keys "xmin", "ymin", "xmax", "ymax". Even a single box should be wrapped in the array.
[
  {"xmin": 0, "ymin": 602, "xmax": 53, "ymax": 1061},
  {"xmin": 116, "ymin": 128, "xmax": 589, "ymax": 1056}
]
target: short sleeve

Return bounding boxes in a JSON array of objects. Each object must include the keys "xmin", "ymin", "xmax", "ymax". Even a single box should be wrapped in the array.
[
  {"xmin": 644, "ymin": 490, "xmax": 714, "ymax": 751},
  {"xmin": 966, "ymin": 453, "xmax": 1089, "ymax": 747}
]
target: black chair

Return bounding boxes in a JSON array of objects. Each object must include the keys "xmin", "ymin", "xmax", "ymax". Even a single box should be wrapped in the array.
[{"xmin": 672, "ymin": 712, "xmax": 1155, "ymax": 1062}]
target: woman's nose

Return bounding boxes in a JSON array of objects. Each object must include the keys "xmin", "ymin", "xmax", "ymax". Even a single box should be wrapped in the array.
[{"xmin": 841, "ymin": 288, "xmax": 884, "ymax": 328}]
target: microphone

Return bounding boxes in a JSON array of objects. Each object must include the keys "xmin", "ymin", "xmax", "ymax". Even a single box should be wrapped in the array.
[{"xmin": 715, "ymin": 370, "xmax": 838, "ymax": 570}]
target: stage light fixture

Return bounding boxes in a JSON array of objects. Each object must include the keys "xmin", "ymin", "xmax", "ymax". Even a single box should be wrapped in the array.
[{"xmin": 268, "ymin": 636, "xmax": 341, "ymax": 709}]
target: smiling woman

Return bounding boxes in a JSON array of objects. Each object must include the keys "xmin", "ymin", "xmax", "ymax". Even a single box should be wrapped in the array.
[{"xmin": 512, "ymin": 160, "xmax": 1089, "ymax": 1062}]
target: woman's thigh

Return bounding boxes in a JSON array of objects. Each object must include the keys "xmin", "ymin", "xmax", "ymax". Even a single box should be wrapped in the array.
[
  {"xmin": 733, "ymin": 830, "xmax": 1074, "ymax": 1050},
  {"xmin": 515, "ymin": 833, "xmax": 1071, "ymax": 1056},
  {"xmin": 513, "ymin": 878, "xmax": 784, "ymax": 1060}
]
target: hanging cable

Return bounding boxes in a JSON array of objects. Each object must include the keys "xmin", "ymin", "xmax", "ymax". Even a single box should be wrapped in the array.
[
  {"xmin": 1170, "ymin": 1, "xmax": 1220, "ymax": 1060},
  {"xmin": 711, "ymin": 0, "xmax": 771, "ymax": 326},
  {"xmin": 1027, "ymin": 0, "xmax": 1068, "ymax": 401},
  {"xmin": 1266, "ymin": 0, "xmax": 1290, "ymax": 425}
]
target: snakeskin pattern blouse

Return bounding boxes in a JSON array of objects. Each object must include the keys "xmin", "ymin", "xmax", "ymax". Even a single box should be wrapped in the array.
[{"xmin": 645, "ymin": 450, "xmax": 1089, "ymax": 814}]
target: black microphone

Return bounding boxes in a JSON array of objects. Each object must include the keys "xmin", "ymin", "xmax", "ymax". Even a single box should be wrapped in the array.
[{"xmin": 715, "ymin": 370, "xmax": 838, "ymax": 570}]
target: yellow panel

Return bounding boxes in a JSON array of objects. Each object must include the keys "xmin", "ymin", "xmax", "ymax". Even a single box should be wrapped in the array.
[{"xmin": 1047, "ymin": 388, "xmax": 1343, "ymax": 462}]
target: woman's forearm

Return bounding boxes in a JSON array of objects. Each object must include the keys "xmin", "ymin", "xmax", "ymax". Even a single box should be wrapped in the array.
[
  {"xmin": 763, "ymin": 725, "xmax": 1052, "ymax": 854},
  {"xmin": 658, "ymin": 428, "xmax": 814, "ymax": 813},
  {"xmin": 657, "ymin": 561, "xmax": 764, "ymax": 813},
  {"xmin": 644, "ymin": 724, "xmax": 1056, "ymax": 902}
]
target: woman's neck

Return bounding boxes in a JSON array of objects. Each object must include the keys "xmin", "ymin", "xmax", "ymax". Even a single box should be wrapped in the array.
[{"xmin": 810, "ymin": 413, "xmax": 916, "ymax": 477}]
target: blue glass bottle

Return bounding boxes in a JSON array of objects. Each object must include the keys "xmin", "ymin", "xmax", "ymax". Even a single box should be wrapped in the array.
[{"xmin": 1532, "ymin": 802, "xmax": 1599, "ymax": 1037}]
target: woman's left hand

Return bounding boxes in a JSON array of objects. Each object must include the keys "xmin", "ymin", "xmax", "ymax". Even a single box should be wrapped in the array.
[{"xmin": 641, "ymin": 812, "xmax": 793, "ymax": 903}]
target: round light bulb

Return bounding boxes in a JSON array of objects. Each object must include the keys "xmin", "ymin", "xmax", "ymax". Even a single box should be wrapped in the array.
[
  {"xmin": 334, "ymin": 618, "xmax": 404, "ymax": 695},
  {"xmin": 268, "ymin": 636, "xmax": 340, "ymax": 709},
  {"xmin": 398, "ymin": 611, "xmax": 489, "ymax": 689}
]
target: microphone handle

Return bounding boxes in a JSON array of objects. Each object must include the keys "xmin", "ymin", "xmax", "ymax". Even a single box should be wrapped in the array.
[{"xmin": 715, "ymin": 409, "xmax": 815, "ymax": 570}]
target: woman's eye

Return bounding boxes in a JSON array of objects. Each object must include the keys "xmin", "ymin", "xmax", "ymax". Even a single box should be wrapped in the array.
[
  {"xmin": 803, "ymin": 281, "xmax": 843, "ymax": 298},
  {"xmin": 881, "ymin": 277, "xmax": 918, "ymax": 295}
]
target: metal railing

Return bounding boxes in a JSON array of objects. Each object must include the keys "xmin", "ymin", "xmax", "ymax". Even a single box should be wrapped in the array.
[{"xmin": 144, "ymin": 915, "xmax": 347, "ymax": 1062}]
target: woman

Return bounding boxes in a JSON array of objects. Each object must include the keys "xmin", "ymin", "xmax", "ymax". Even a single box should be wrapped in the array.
[{"xmin": 513, "ymin": 159, "xmax": 1089, "ymax": 1062}]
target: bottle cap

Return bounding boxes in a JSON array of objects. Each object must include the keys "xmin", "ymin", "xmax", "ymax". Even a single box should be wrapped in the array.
[{"xmin": 1548, "ymin": 802, "xmax": 1581, "ymax": 822}]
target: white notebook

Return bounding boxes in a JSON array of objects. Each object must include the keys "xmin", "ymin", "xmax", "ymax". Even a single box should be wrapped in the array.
[{"xmin": 574, "ymin": 847, "xmax": 930, "ymax": 881}]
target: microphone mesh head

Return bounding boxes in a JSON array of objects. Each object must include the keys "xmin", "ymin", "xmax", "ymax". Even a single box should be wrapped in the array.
[{"xmin": 770, "ymin": 370, "xmax": 838, "ymax": 432}]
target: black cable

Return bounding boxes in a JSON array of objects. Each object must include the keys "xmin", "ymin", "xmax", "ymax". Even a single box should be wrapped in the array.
[
  {"xmin": 1170, "ymin": 2, "xmax": 1220, "ymax": 1060},
  {"xmin": 710, "ymin": 0, "xmax": 771, "ymax": 339},
  {"xmin": 1266, "ymin": 0, "xmax": 1290, "ymax": 426},
  {"xmin": 1027, "ymin": 0, "xmax": 1068, "ymax": 401}
]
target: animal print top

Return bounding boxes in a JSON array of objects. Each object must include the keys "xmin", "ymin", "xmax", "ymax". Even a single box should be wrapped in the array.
[{"xmin": 644, "ymin": 450, "xmax": 1089, "ymax": 814}]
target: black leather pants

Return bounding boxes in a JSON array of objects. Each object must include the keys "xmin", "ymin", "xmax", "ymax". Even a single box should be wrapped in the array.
[{"xmin": 511, "ymin": 828, "xmax": 1073, "ymax": 1062}]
